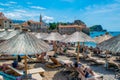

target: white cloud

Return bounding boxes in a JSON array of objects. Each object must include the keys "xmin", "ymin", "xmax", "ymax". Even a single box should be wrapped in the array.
[
  {"xmin": 62, "ymin": 0, "xmax": 74, "ymax": 2},
  {"xmin": 84, "ymin": 3, "xmax": 120, "ymax": 14},
  {"xmin": 4, "ymin": 10, "xmax": 40, "ymax": 21},
  {"xmin": 14, "ymin": 9, "xmax": 26, "ymax": 13},
  {"xmin": 5, "ymin": 12, "xmax": 22, "ymax": 19},
  {"xmin": 43, "ymin": 16, "xmax": 54, "ymax": 22},
  {"xmin": 0, "ymin": 8, "xmax": 4, "ymax": 11},
  {"xmin": 27, "ymin": 2, "xmax": 32, "ymax": 4},
  {"xmin": 0, "ymin": 1, "xmax": 17, "ymax": 6},
  {"xmin": 30, "ymin": 6, "xmax": 46, "ymax": 10},
  {"xmin": 0, "ymin": 2, "xmax": 10, "ymax": 6},
  {"xmin": 9, "ymin": 1, "xmax": 17, "ymax": 4}
]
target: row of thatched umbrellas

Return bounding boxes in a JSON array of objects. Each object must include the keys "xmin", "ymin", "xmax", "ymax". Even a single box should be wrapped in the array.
[{"xmin": 0, "ymin": 30, "xmax": 119, "ymax": 78}]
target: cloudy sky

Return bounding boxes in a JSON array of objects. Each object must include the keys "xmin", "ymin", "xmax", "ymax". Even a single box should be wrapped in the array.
[{"xmin": 0, "ymin": 0, "xmax": 120, "ymax": 31}]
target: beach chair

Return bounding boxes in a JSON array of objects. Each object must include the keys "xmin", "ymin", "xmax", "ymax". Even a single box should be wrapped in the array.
[
  {"xmin": 27, "ymin": 55, "xmax": 47, "ymax": 63},
  {"xmin": 0, "ymin": 56, "xmax": 16, "ymax": 60},
  {"xmin": 46, "ymin": 56, "xmax": 62, "ymax": 68},
  {"xmin": 7, "ymin": 65, "xmax": 24, "ymax": 76},
  {"xmin": 88, "ymin": 56, "xmax": 105, "ymax": 65},
  {"xmin": 7, "ymin": 65, "xmax": 45, "ymax": 77},
  {"xmin": 86, "ymin": 74, "xmax": 103, "ymax": 80},
  {"xmin": 27, "ymin": 67, "xmax": 45, "ymax": 76},
  {"xmin": 32, "ymin": 73, "xmax": 43, "ymax": 80}
]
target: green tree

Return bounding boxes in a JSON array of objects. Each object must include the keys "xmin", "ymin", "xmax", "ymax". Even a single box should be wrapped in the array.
[{"xmin": 49, "ymin": 23, "xmax": 58, "ymax": 30}]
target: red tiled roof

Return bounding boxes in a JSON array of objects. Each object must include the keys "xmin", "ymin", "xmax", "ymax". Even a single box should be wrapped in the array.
[
  {"xmin": 22, "ymin": 20, "xmax": 42, "ymax": 27},
  {"xmin": 22, "ymin": 22, "xmax": 29, "ymax": 27},
  {"xmin": 58, "ymin": 24, "xmax": 86, "ymax": 28},
  {"xmin": 27, "ymin": 20, "xmax": 42, "ymax": 24},
  {"xmin": 0, "ymin": 12, "xmax": 8, "ymax": 20}
]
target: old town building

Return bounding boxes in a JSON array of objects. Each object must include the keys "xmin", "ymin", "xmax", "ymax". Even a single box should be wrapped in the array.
[
  {"xmin": 0, "ymin": 12, "xmax": 12, "ymax": 29},
  {"xmin": 22, "ymin": 14, "xmax": 49, "ymax": 32}
]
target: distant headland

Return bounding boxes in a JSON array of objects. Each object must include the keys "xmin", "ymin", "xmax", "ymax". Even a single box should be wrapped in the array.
[{"xmin": 89, "ymin": 25, "xmax": 107, "ymax": 32}]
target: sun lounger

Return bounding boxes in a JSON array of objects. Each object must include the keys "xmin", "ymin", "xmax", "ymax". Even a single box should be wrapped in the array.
[
  {"xmin": 86, "ymin": 74, "xmax": 103, "ymax": 80},
  {"xmin": 27, "ymin": 55, "xmax": 47, "ymax": 63},
  {"xmin": 88, "ymin": 57, "xmax": 105, "ymax": 65},
  {"xmin": 59, "ymin": 60, "xmax": 73, "ymax": 65},
  {"xmin": 27, "ymin": 67, "xmax": 45, "ymax": 75},
  {"xmin": 32, "ymin": 73, "xmax": 42, "ymax": 80},
  {"xmin": 98, "ymin": 54, "xmax": 111, "ymax": 58},
  {"xmin": 0, "ymin": 56, "xmax": 16, "ymax": 60},
  {"xmin": 7, "ymin": 65, "xmax": 45, "ymax": 76},
  {"xmin": 7, "ymin": 65, "xmax": 24, "ymax": 76},
  {"xmin": 67, "ymin": 50, "xmax": 83, "ymax": 58},
  {"xmin": 46, "ymin": 56, "xmax": 62, "ymax": 68}
]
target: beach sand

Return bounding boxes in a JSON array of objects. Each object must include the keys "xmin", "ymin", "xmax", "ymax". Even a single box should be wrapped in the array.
[{"xmin": 0, "ymin": 51, "xmax": 119, "ymax": 80}]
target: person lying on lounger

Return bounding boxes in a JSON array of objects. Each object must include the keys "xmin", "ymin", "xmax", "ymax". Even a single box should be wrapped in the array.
[{"xmin": 74, "ymin": 62, "xmax": 97, "ymax": 80}]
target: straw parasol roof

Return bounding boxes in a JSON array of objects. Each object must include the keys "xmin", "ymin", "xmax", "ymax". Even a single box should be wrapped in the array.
[
  {"xmin": 0, "ymin": 30, "xmax": 21, "ymax": 40},
  {"xmin": 97, "ymin": 34, "xmax": 120, "ymax": 53},
  {"xmin": 43, "ymin": 32, "xmax": 64, "ymax": 41},
  {"xmin": 0, "ymin": 31, "xmax": 10, "ymax": 38},
  {"xmin": 0, "ymin": 30, "xmax": 51, "ymax": 77},
  {"xmin": 35, "ymin": 32, "xmax": 49, "ymax": 39},
  {"xmin": 62, "ymin": 34, "xmax": 69, "ymax": 38},
  {"xmin": 62, "ymin": 31, "xmax": 95, "ymax": 43},
  {"xmin": 30, "ymin": 32, "xmax": 37, "ymax": 35},
  {"xmin": 94, "ymin": 34, "xmax": 112, "ymax": 44},
  {"xmin": 0, "ymin": 31, "xmax": 51, "ymax": 55},
  {"xmin": 62, "ymin": 31, "xmax": 95, "ymax": 62}
]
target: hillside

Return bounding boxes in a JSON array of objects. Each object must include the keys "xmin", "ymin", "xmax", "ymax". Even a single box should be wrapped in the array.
[{"xmin": 89, "ymin": 25, "xmax": 107, "ymax": 32}]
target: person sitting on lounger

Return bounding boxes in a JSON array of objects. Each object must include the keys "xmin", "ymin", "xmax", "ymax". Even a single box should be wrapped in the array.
[
  {"xmin": 2, "ymin": 60, "xmax": 23, "ymax": 72},
  {"xmin": 12, "ymin": 60, "xmax": 18, "ymax": 68}
]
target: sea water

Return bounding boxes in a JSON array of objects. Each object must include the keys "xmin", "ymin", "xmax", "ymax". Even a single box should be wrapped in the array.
[{"xmin": 84, "ymin": 31, "xmax": 120, "ymax": 47}]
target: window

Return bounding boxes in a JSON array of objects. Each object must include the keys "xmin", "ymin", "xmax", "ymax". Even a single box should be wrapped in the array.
[{"xmin": 4, "ymin": 21, "xmax": 7, "ymax": 23}]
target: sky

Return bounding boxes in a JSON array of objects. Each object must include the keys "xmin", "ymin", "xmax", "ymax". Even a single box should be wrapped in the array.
[{"xmin": 0, "ymin": 0, "xmax": 120, "ymax": 31}]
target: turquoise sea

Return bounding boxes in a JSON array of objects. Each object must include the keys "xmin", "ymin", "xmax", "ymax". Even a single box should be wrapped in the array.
[
  {"xmin": 84, "ymin": 31, "xmax": 120, "ymax": 47},
  {"xmin": 90, "ymin": 31, "xmax": 120, "ymax": 38}
]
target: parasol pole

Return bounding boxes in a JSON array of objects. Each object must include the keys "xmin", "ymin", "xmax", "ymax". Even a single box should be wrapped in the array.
[
  {"xmin": 77, "ymin": 42, "xmax": 80, "ymax": 62},
  {"xmin": 53, "ymin": 41, "xmax": 57, "ymax": 54},
  {"xmin": 24, "ymin": 55, "xmax": 28, "ymax": 77},
  {"xmin": 105, "ymin": 50, "xmax": 109, "ymax": 69}
]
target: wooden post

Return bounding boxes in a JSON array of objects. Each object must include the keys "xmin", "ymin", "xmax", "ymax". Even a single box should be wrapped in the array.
[
  {"xmin": 53, "ymin": 41, "xmax": 57, "ymax": 54},
  {"xmin": 77, "ymin": 42, "xmax": 80, "ymax": 62},
  {"xmin": 24, "ymin": 55, "xmax": 28, "ymax": 77},
  {"xmin": 105, "ymin": 50, "xmax": 109, "ymax": 69}
]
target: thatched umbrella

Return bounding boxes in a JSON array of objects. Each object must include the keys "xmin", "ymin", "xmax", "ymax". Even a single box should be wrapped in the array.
[
  {"xmin": 35, "ymin": 32, "xmax": 49, "ymax": 39},
  {"xmin": 97, "ymin": 34, "xmax": 120, "ymax": 53},
  {"xmin": 63, "ymin": 31, "xmax": 95, "ymax": 62},
  {"xmin": 0, "ymin": 30, "xmax": 9, "ymax": 38},
  {"xmin": 0, "ymin": 30, "xmax": 21, "ymax": 40},
  {"xmin": 0, "ymin": 30, "xmax": 51, "ymax": 77},
  {"xmin": 43, "ymin": 32, "xmax": 64, "ymax": 53},
  {"xmin": 94, "ymin": 34, "xmax": 112, "ymax": 44},
  {"xmin": 97, "ymin": 34, "xmax": 120, "ymax": 69},
  {"xmin": 62, "ymin": 34, "xmax": 69, "ymax": 38}
]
